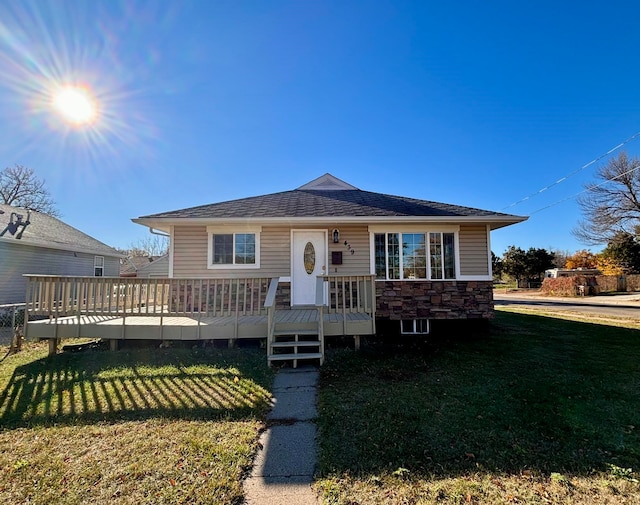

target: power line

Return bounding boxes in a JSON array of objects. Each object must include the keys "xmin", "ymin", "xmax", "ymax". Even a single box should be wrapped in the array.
[
  {"xmin": 529, "ymin": 163, "xmax": 640, "ymax": 215},
  {"xmin": 502, "ymin": 131, "xmax": 640, "ymax": 210}
]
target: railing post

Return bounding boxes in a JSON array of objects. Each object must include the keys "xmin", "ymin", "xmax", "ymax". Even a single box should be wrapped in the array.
[
  {"xmin": 316, "ymin": 276, "xmax": 326, "ymax": 365},
  {"xmin": 370, "ymin": 275, "xmax": 376, "ymax": 333},
  {"xmin": 264, "ymin": 278, "xmax": 280, "ymax": 364}
]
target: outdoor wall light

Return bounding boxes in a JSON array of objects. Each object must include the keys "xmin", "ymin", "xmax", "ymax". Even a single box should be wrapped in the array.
[{"xmin": 332, "ymin": 229, "xmax": 340, "ymax": 243}]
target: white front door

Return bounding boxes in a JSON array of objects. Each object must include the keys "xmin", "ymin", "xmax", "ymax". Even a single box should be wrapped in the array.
[{"xmin": 291, "ymin": 230, "xmax": 327, "ymax": 305}]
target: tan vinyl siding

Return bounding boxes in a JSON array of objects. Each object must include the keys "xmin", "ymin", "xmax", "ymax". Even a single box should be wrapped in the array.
[
  {"xmin": 0, "ymin": 241, "xmax": 119, "ymax": 305},
  {"xmin": 172, "ymin": 225, "xmax": 209, "ymax": 277},
  {"xmin": 260, "ymin": 226, "xmax": 291, "ymax": 276},
  {"xmin": 458, "ymin": 225, "xmax": 489, "ymax": 276},
  {"xmin": 173, "ymin": 225, "xmax": 292, "ymax": 278},
  {"xmin": 172, "ymin": 224, "xmax": 372, "ymax": 278},
  {"xmin": 327, "ymin": 225, "xmax": 370, "ymax": 275}
]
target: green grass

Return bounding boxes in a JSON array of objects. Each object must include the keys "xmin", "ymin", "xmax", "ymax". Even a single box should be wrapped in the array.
[
  {"xmin": 0, "ymin": 342, "xmax": 274, "ymax": 505},
  {"xmin": 316, "ymin": 313, "xmax": 640, "ymax": 504}
]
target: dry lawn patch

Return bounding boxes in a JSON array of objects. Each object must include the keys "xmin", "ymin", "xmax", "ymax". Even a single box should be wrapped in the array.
[{"xmin": 0, "ymin": 342, "xmax": 273, "ymax": 505}]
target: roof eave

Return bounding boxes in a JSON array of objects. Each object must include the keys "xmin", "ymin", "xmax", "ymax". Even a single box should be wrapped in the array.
[
  {"xmin": 133, "ymin": 215, "xmax": 528, "ymax": 231},
  {"xmin": 0, "ymin": 236, "xmax": 124, "ymax": 258}
]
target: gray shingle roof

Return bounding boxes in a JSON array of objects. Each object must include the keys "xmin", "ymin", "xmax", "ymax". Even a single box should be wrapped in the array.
[
  {"xmin": 139, "ymin": 189, "xmax": 517, "ymax": 220},
  {"xmin": 0, "ymin": 204, "xmax": 121, "ymax": 257}
]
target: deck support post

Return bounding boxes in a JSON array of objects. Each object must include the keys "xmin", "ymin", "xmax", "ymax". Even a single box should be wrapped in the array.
[
  {"xmin": 110, "ymin": 339, "xmax": 119, "ymax": 352},
  {"xmin": 47, "ymin": 338, "xmax": 57, "ymax": 356},
  {"xmin": 228, "ymin": 338, "xmax": 236, "ymax": 348},
  {"xmin": 354, "ymin": 335, "xmax": 361, "ymax": 351}
]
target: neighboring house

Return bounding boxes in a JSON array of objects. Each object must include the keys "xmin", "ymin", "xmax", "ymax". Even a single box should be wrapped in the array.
[
  {"xmin": 132, "ymin": 173, "xmax": 526, "ymax": 332},
  {"xmin": 544, "ymin": 268, "xmax": 601, "ymax": 278},
  {"xmin": 0, "ymin": 203, "xmax": 121, "ymax": 305},
  {"xmin": 120, "ymin": 254, "xmax": 169, "ymax": 278}
]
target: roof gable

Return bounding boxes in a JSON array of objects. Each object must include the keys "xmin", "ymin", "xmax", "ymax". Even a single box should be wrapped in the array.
[{"xmin": 297, "ymin": 173, "xmax": 358, "ymax": 190}]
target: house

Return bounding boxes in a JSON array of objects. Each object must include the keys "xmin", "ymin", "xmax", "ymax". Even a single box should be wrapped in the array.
[
  {"xmin": 0, "ymin": 203, "xmax": 121, "ymax": 305},
  {"xmin": 24, "ymin": 174, "xmax": 526, "ymax": 364},
  {"xmin": 132, "ymin": 173, "xmax": 525, "ymax": 325},
  {"xmin": 120, "ymin": 254, "xmax": 169, "ymax": 278},
  {"xmin": 544, "ymin": 268, "xmax": 601, "ymax": 279}
]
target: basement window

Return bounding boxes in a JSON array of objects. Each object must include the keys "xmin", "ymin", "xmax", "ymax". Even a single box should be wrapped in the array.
[{"xmin": 400, "ymin": 319, "xmax": 430, "ymax": 335}]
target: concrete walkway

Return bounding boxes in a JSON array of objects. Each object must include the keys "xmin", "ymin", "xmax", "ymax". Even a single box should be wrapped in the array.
[{"xmin": 243, "ymin": 367, "xmax": 319, "ymax": 505}]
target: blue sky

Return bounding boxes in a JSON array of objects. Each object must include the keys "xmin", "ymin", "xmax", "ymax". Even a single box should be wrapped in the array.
[{"xmin": 1, "ymin": 1, "xmax": 639, "ymax": 256}]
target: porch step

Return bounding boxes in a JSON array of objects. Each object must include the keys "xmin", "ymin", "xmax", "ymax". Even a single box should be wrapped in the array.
[
  {"xmin": 267, "ymin": 352, "xmax": 323, "ymax": 362},
  {"xmin": 273, "ymin": 329, "xmax": 318, "ymax": 336},
  {"xmin": 271, "ymin": 340, "xmax": 321, "ymax": 348}
]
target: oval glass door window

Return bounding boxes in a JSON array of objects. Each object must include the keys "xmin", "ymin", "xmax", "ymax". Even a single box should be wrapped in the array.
[{"xmin": 303, "ymin": 242, "xmax": 316, "ymax": 274}]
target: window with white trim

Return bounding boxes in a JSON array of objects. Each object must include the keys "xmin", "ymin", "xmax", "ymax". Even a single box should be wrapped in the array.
[
  {"xmin": 400, "ymin": 319, "xmax": 430, "ymax": 334},
  {"xmin": 207, "ymin": 228, "xmax": 260, "ymax": 269},
  {"xmin": 374, "ymin": 232, "xmax": 456, "ymax": 280},
  {"xmin": 94, "ymin": 256, "xmax": 104, "ymax": 277}
]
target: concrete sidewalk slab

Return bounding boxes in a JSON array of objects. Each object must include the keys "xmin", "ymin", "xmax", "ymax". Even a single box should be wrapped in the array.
[
  {"xmin": 272, "ymin": 367, "xmax": 319, "ymax": 389},
  {"xmin": 267, "ymin": 389, "xmax": 317, "ymax": 421},
  {"xmin": 243, "ymin": 367, "xmax": 320, "ymax": 505},
  {"xmin": 250, "ymin": 422, "xmax": 317, "ymax": 478},
  {"xmin": 243, "ymin": 478, "xmax": 316, "ymax": 505},
  {"xmin": 268, "ymin": 368, "xmax": 319, "ymax": 422}
]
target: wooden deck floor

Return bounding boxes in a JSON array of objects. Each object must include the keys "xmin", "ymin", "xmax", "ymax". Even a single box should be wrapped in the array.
[{"xmin": 26, "ymin": 309, "xmax": 374, "ymax": 341}]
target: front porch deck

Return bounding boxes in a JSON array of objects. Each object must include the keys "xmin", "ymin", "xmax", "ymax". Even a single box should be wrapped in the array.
[
  {"xmin": 23, "ymin": 275, "xmax": 376, "ymax": 365},
  {"xmin": 26, "ymin": 308, "xmax": 374, "ymax": 341}
]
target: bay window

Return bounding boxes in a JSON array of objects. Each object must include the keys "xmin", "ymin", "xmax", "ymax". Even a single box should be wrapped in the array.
[{"xmin": 374, "ymin": 231, "xmax": 456, "ymax": 280}]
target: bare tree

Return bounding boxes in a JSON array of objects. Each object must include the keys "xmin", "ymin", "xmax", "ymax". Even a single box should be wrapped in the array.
[
  {"xmin": 117, "ymin": 235, "xmax": 169, "ymax": 258},
  {"xmin": 0, "ymin": 164, "xmax": 60, "ymax": 217},
  {"xmin": 574, "ymin": 152, "xmax": 640, "ymax": 245}
]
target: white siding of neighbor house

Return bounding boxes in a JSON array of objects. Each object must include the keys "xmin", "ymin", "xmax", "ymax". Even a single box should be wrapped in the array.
[
  {"xmin": 0, "ymin": 241, "xmax": 119, "ymax": 305},
  {"xmin": 171, "ymin": 223, "xmax": 489, "ymax": 279},
  {"xmin": 172, "ymin": 224, "xmax": 372, "ymax": 278},
  {"xmin": 458, "ymin": 225, "xmax": 489, "ymax": 276}
]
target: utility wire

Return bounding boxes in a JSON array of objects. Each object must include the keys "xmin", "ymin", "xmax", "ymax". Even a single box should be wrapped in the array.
[
  {"xmin": 502, "ymin": 131, "xmax": 640, "ymax": 210},
  {"xmin": 529, "ymin": 163, "xmax": 640, "ymax": 215}
]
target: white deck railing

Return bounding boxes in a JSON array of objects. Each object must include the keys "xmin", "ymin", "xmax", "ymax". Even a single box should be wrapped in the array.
[
  {"xmin": 24, "ymin": 276, "xmax": 273, "ymax": 318},
  {"xmin": 24, "ymin": 274, "xmax": 376, "ymax": 321},
  {"xmin": 322, "ymin": 275, "xmax": 376, "ymax": 315}
]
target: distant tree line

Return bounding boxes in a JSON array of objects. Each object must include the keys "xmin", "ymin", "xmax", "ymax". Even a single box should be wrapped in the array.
[
  {"xmin": 493, "ymin": 247, "xmax": 556, "ymax": 287},
  {"xmin": 495, "ymin": 151, "xmax": 640, "ymax": 284},
  {"xmin": 494, "ymin": 232, "xmax": 640, "ymax": 285}
]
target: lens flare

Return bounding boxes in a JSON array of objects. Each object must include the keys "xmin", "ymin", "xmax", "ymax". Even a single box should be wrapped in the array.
[
  {"xmin": 52, "ymin": 86, "xmax": 98, "ymax": 125},
  {"xmin": 0, "ymin": 1, "xmax": 165, "ymax": 177}
]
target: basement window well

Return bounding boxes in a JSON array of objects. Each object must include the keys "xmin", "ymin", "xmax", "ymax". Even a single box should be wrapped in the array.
[{"xmin": 400, "ymin": 319, "xmax": 430, "ymax": 335}]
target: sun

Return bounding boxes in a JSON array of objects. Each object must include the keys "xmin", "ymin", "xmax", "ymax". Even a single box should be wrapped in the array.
[{"xmin": 52, "ymin": 86, "xmax": 98, "ymax": 125}]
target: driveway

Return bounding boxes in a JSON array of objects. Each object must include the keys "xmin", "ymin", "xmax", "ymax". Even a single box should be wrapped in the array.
[{"xmin": 493, "ymin": 290, "xmax": 640, "ymax": 322}]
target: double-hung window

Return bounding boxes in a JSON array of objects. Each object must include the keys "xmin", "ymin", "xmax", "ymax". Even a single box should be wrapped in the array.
[
  {"xmin": 207, "ymin": 227, "xmax": 260, "ymax": 269},
  {"xmin": 94, "ymin": 256, "xmax": 104, "ymax": 277},
  {"xmin": 374, "ymin": 231, "xmax": 456, "ymax": 280}
]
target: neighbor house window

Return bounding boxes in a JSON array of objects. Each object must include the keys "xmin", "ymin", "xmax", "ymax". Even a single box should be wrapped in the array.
[
  {"xmin": 207, "ymin": 227, "xmax": 261, "ymax": 269},
  {"xmin": 374, "ymin": 232, "xmax": 456, "ymax": 280},
  {"xmin": 94, "ymin": 256, "xmax": 104, "ymax": 277}
]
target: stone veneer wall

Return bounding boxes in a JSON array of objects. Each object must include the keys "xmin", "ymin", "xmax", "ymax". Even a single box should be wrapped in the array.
[
  {"xmin": 376, "ymin": 281, "xmax": 494, "ymax": 320},
  {"xmin": 275, "ymin": 282, "xmax": 291, "ymax": 309}
]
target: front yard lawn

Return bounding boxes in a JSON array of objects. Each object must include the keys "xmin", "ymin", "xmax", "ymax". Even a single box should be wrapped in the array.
[
  {"xmin": 0, "ymin": 342, "xmax": 274, "ymax": 505},
  {"xmin": 316, "ymin": 312, "xmax": 640, "ymax": 504}
]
